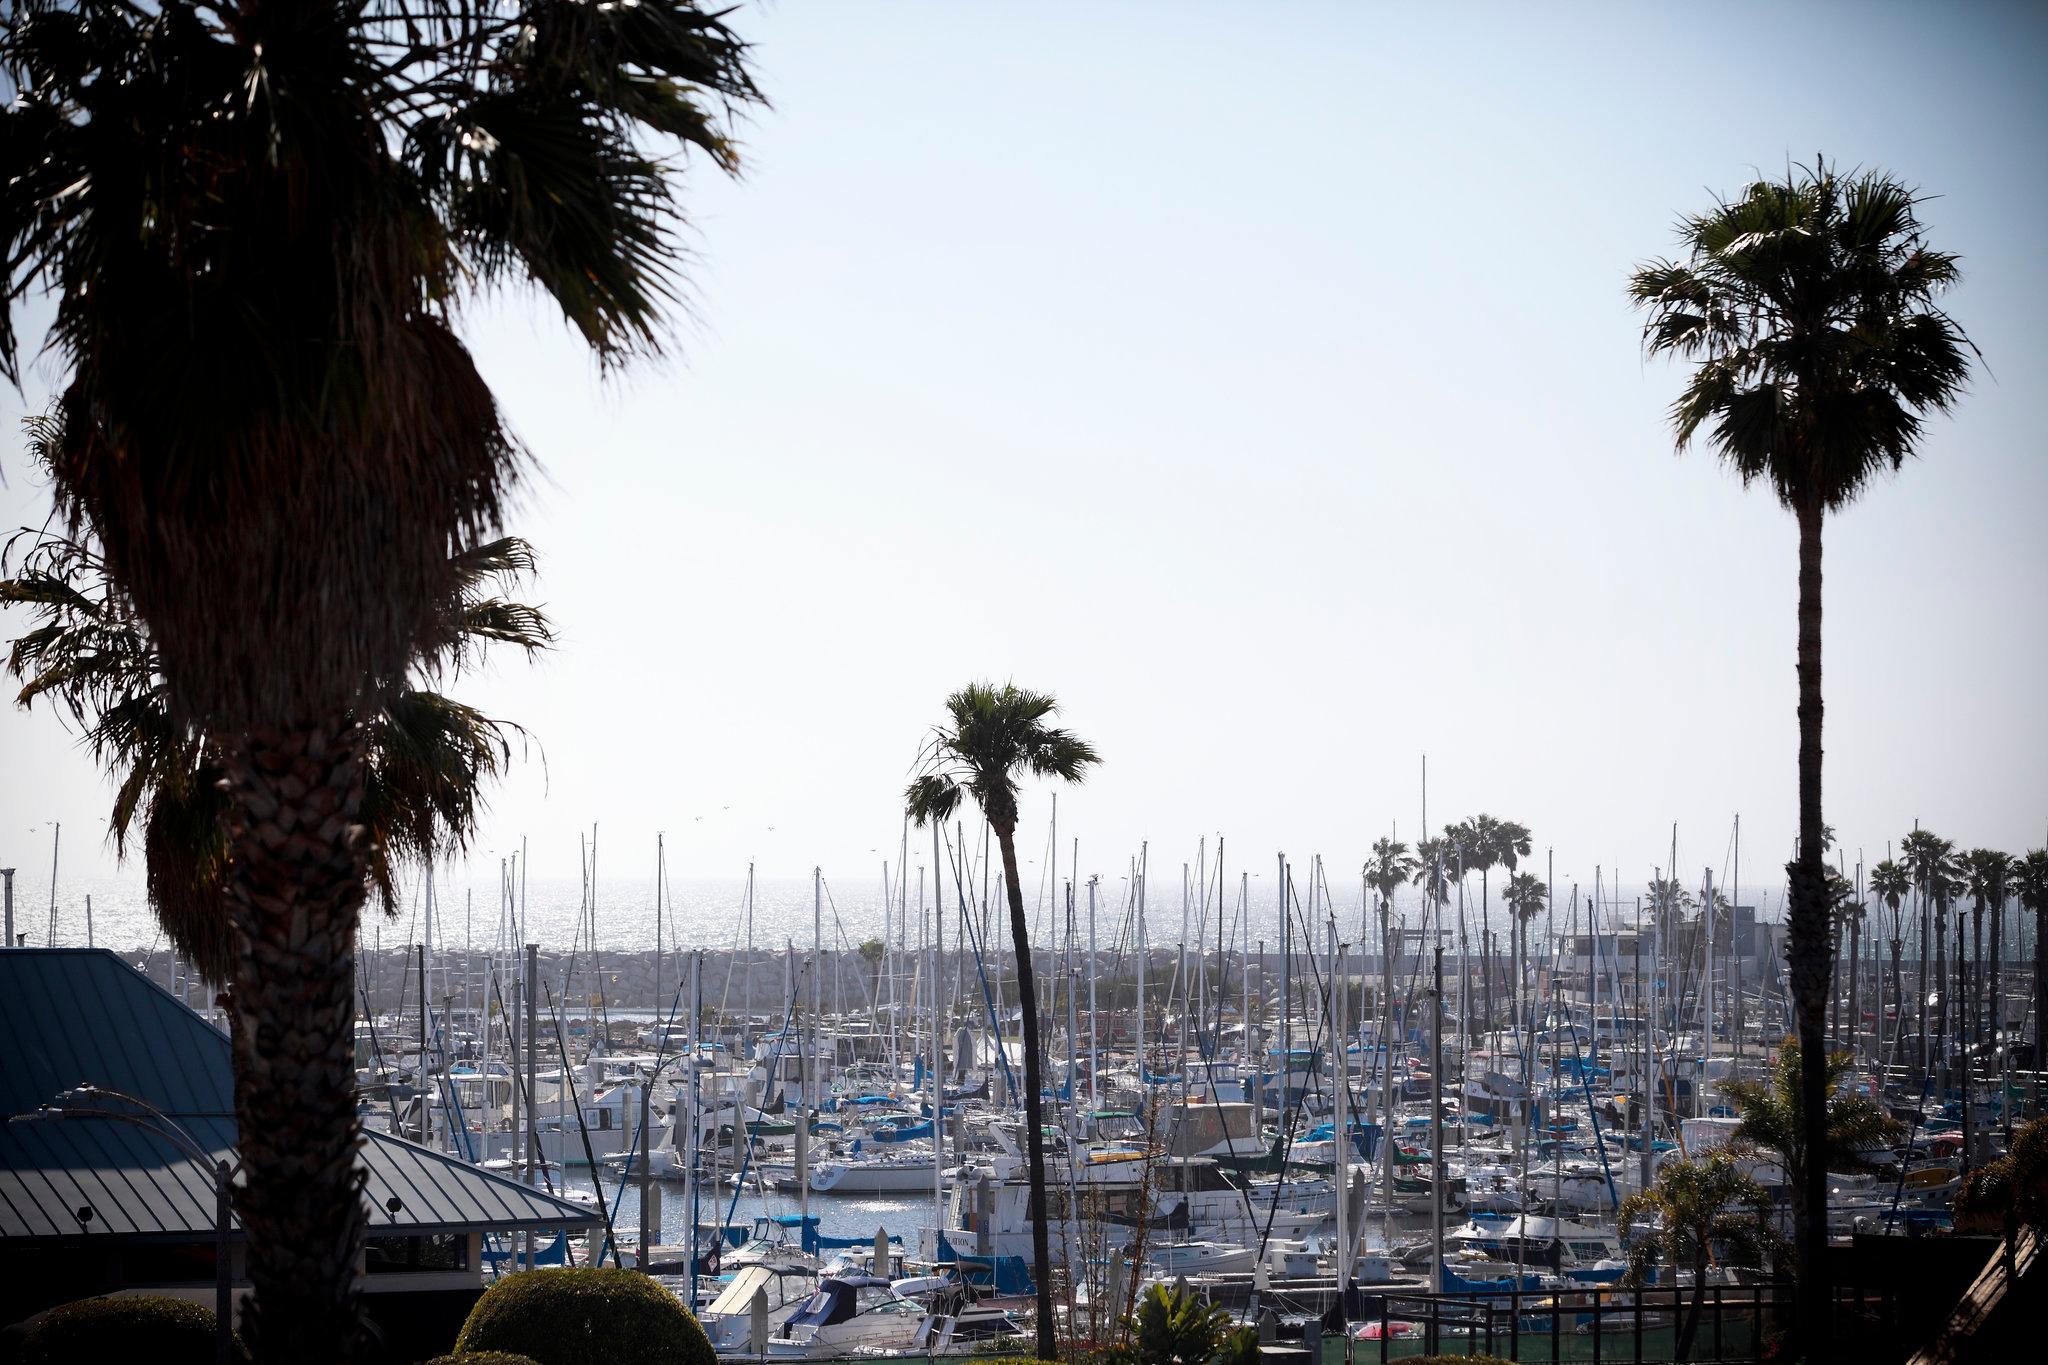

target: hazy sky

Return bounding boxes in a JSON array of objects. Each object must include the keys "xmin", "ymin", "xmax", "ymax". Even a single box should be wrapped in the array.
[{"xmin": 4, "ymin": 2, "xmax": 2045, "ymax": 938}]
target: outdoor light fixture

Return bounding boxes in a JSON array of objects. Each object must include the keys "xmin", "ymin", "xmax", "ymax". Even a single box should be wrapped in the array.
[{"xmin": 7, "ymin": 1084, "xmax": 239, "ymax": 1365}]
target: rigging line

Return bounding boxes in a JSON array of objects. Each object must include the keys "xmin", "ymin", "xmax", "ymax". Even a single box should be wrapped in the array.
[
  {"xmin": 941, "ymin": 823, "xmax": 1020, "ymax": 1104},
  {"xmin": 482, "ymin": 968, "xmax": 561, "ymax": 1197},
  {"xmin": 543, "ymin": 979, "xmax": 618, "ymax": 1267},
  {"xmin": 818, "ymin": 876, "xmax": 880, "ymax": 1017},
  {"xmin": 600, "ymin": 938, "xmax": 716, "ymax": 1247},
  {"xmin": 718, "ymin": 961, "xmax": 810, "ymax": 1237}
]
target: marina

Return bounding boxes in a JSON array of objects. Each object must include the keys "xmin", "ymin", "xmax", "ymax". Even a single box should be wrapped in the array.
[{"xmin": 89, "ymin": 814, "xmax": 2044, "ymax": 1363}]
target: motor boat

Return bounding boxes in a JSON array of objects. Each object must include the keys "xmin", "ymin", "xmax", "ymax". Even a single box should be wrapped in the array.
[
  {"xmin": 1145, "ymin": 1240, "xmax": 1257, "ymax": 1277},
  {"xmin": 765, "ymin": 1274, "xmax": 930, "ymax": 1357}
]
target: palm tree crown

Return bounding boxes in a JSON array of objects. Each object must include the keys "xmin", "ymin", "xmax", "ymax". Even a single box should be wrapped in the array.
[
  {"xmin": 1902, "ymin": 830, "xmax": 1961, "ymax": 905},
  {"xmin": 1, "ymin": 2, "xmax": 761, "ymax": 729},
  {"xmin": 1629, "ymin": 160, "xmax": 1972, "ymax": 513},
  {"xmin": 1963, "ymin": 849, "xmax": 2012, "ymax": 912},
  {"xmin": 2018, "ymin": 852, "xmax": 2048, "ymax": 923},
  {"xmin": 1410, "ymin": 836, "xmax": 1453, "ymax": 910},
  {"xmin": 905, "ymin": 683, "xmax": 1100, "ymax": 837},
  {"xmin": 1870, "ymin": 859, "xmax": 1910, "ymax": 930},
  {"xmin": 1364, "ymin": 838, "xmax": 1418, "ymax": 915},
  {"xmin": 4, "ymin": 530, "xmax": 550, "ymax": 983},
  {"xmin": 1504, "ymin": 871, "xmax": 1548, "ymax": 925}
]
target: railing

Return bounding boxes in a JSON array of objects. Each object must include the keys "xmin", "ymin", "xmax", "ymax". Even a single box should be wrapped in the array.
[{"xmin": 1354, "ymin": 1283, "xmax": 1797, "ymax": 1364}]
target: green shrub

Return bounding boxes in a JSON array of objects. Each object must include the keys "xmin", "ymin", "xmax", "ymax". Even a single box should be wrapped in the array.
[
  {"xmin": 1952, "ymin": 1114, "xmax": 2048, "ymax": 1234},
  {"xmin": 424, "ymin": 1354, "xmax": 542, "ymax": 1365},
  {"xmin": 17, "ymin": 1294, "xmax": 248, "ymax": 1365},
  {"xmin": 454, "ymin": 1267, "xmax": 712, "ymax": 1365}
]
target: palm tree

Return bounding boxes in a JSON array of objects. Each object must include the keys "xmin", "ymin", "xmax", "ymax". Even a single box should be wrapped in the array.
[
  {"xmin": 1721, "ymin": 1039, "xmax": 1901, "ymax": 1204},
  {"xmin": 1410, "ymin": 837, "xmax": 1454, "ymax": 938},
  {"xmin": 1901, "ymin": 830, "xmax": 1959, "ymax": 1074},
  {"xmin": 1437, "ymin": 822, "xmax": 1475, "ymax": 1042},
  {"xmin": 2015, "ymin": 851, "xmax": 2048, "ymax": 1083},
  {"xmin": 906, "ymin": 682, "xmax": 1099, "ymax": 1359},
  {"xmin": 1617, "ymin": 1150, "xmax": 1777, "ymax": 1361},
  {"xmin": 1363, "ymin": 838, "xmax": 1418, "ymax": 1044},
  {"xmin": 1503, "ymin": 870, "xmax": 1548, "ymax": 1059},
  {"xmin": 0, "ymin": 8, "xmax": 760, "ymax": 1358},
  {"xmin": 1363, "ymin": 838, "xmax": 1418, "ymax": 931},
  {"xmin": 1963, "ymin": 850, "xmax": 2012, "ymax": 1059},
  {"xmin": 1462, "ymin": 815, "xmax": 1531, "ymax": 1039},
  {"xmin": 5, "ymin": 531, "xmax": 551, "ymax": 984},
  {"xmin": 1870, "ymin": 859, "xmax": 1910, "ymax": 1066},
  {"xmin": 1632, "ymin": 161, "xmax": 1972, "ymax": 1349},
  {"xmin": 1837, "ymin": 880, "xmax": 1866, "ymax": 1060}
]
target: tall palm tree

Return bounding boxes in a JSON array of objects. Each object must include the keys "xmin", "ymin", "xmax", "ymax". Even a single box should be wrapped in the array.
[
  {"xmin": 0, "ymin": 7, "xmax": 760, "ymax": 1359},
  {"xmin": 1917, "ymin": 840, "xmax": 1965, "ymax": 1086},
  {"xmin": 1462, "ymin": 815, "xmax": 1531, "ymax": 1039},
  {"xmin": 1818, "ymin": 870, "xmax": 1857, "ymax": 1054},
  {"xmin": 5, "ymin": 531, "xmax": 551, "ymax": 984},
  {"xmin": 1963, "ymin": 850, "xmax": 2012, "ymax": 1058},
  {"xmin": 906, "ymin": 682, "xmax": 1099, "ymax": 1359},
  {"xmin": 1838, "ymin": 881, "xmax": 1866, "ymax": 1060},
  {"xmin": 1869, "ymin": 859, "xmax": 1910, "ymax": 1070},
  {"xmin": 1617, "ymin": 1150, "xmax": 1777, "ymax": 1362},
  {"xmin": 1410, "ymin": 837, "xmax": 1453, "ymax": 939},
  {"xmin": 2017, "ymin": 851, "xmax": 2048, "ymax": 1081},
  {"xmin": 1364, "ymin": 838, "xmax": 1418, "ymax": 1043},
  {"xmin": 1631, "ymin": 160, "xmax": 1973, "ymax": 1351},
  {"xmin": 1503, "ymin": 870, "xmax": 1548, "ymax": 1059},
  {"xmin": 1901, "ymin": 830, "xmax": 1955, "ymax": 1075}
]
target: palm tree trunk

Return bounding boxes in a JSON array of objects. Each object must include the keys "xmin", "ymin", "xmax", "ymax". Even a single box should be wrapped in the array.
[
  {"xmin": 1890, "ymin": 932, "xmax": 1905, "ymax": 1078},
  {"xmin": 1848, "ymin": 920, "xmax": 1860, "ymax": 1064},
  {"xmin": 222, "ymin": 720, "xmax": 370, "ymax": 1365},
  {"xmin": 2034, "ymin": 910, "xmax": 2046, "ymax": 1098},
  {"xmin": 1677, "ymin": 1249, "xmax": 1708, "ymax": 1362},
  {"xmin": 1971, "ymin": 903, "xmax": 1984, "ymax": 1055},
  {"xmin": 1480, "ymin": 871, "xmax": 1493, "ymax": 1048},
  {"xmin": 1918, "ymin": 890, "xmax": 1930, "ymax": 1080},
  {"xmin": 1936, "ymin": 905, "xmax": 1950, "ymax": 1089},
  {"xmin": 1784, "ymin": 495, "xmax": 1832, "ymax": 1363},
  {"xmin": 1987, "ymin": 895, "xmax": 2003, "ymax": 1063},
  {"xmin": 993, "ymin": 821, "xmax": 1057, "ymax": 1358}
]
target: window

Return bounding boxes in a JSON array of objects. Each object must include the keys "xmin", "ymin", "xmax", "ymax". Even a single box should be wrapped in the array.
[{"xmin": 364, "ymin": 1234, "xmax": 468, "ymax": 1274}]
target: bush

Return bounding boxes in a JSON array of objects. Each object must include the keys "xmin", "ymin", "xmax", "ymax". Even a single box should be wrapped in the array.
[
  {"xmin": 454, "ymin": 1267, "xmax": 712, "ymax": 1365},
  {"xmin": 424, "ymin": 1354, "xmax": 542, "ymax": 1365},
  {"xmin": 1952, "ymin": 1114, "xmax": 2048, "ymax": 1234},
  {"xmin": 16, "ymin": 1294, "xmax": 248, "ymax": 1365}
]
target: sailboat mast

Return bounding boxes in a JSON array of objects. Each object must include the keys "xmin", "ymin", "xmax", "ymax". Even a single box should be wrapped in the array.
[{"xmin": 1088, "ymin": 875, "xmax": 1100, "ymax": 1110}]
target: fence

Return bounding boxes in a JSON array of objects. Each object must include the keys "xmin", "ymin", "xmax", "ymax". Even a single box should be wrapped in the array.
[{"xmin": 1353, "ymin": 1282, "xmax": 1795, "ymax": 1364}]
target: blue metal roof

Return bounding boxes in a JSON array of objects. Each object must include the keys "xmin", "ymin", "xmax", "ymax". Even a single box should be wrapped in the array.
[{"xmin": 0, "ymin": 949, "xmax": 597, "ymax": 1242}]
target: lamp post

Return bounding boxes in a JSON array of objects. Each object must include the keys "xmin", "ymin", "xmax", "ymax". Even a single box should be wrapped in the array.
[{"xmin": 7, "ymin": 1085, "xmax": 238, "ymax": 1365}]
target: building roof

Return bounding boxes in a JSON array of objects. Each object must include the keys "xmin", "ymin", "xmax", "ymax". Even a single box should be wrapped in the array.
[{"xmin": 0, "ymin": 949, "xmax": 597, "ymax": 1242}]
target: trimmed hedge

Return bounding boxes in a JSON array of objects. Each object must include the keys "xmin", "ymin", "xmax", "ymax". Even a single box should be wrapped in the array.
[
  {"xmin": 454, "ymin": 1268, "xmax": 713, "ymax": 1365},
  {"xmin": 15, "ymin": 1294, "xmax": 248, "ymax": 1365},
  {"xmin": 424, "ymin": 1354, "xmax": 543, "ymax": 1365}
]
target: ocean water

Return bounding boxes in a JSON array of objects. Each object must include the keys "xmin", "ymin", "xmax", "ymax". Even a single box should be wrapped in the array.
[{"xmin": 20, "ymin": 860, "xmax": 1692, "ymax": 960}]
